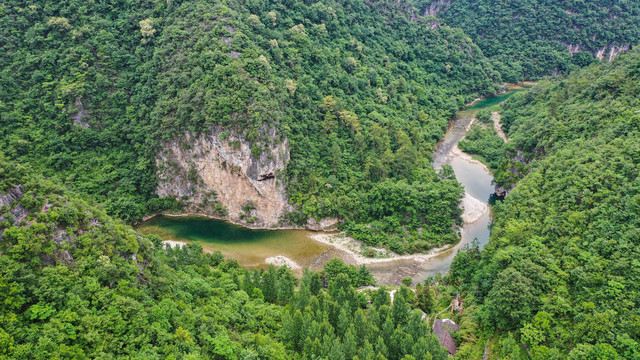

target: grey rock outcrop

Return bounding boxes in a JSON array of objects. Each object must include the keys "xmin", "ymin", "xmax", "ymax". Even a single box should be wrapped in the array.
[
  {"xmin": 70, "ymin": 97, "xmax": 90, "ymax": 128},
  {"xmin": 424, "ymin": 0, "xmax": 451, "ymax": 17},
  {"xmin": 156, "ymin": 127, "xmax": 292, "ymax": 228},
  {"xmin": 0, "ymin": 185, "xmax": 28, "ymax": 239},
  {"xmin": 595, "ymin": 44, "xmax": 630, "ymax": 62}
]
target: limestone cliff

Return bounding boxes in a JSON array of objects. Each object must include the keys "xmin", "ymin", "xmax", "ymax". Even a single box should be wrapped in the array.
[
  {"xmin": 568, "ymin": 43, "xmax": 630, "ymax": 62},
  {"xmin": 424, "ymin": 0, "xmax": 451, "ymax": 17},
  {"xmin": 596, "ymin": 44, "xmax": 630, "ymax": 62},
  {"xmin": 156, "ymin": 127, "xmax": 292, "ymax": 228}
]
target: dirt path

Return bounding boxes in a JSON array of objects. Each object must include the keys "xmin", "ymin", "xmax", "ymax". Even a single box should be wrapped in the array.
[
  {"xmin": 492, "ymin": 111, "xmax": 508, "ymax": 142},
  {"xmin": 432, "ymin": 304, "xmax": 453, "ymax": 330}
]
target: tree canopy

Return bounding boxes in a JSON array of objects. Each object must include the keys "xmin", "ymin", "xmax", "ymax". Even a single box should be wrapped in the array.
[
  {"xmin": 436, "ymin": 0, "xmax": 640, "ymax": 80},
  {"xmin": 0, "ymin": 155, "xmax": 448, "ymax": 358},
  {"xmin": 451, "ymin": 48, "xmax": 640, "ymax": 359},
  {"xmin": 0, "ymin": 0, "xmax": 505, "ymax": 253}
]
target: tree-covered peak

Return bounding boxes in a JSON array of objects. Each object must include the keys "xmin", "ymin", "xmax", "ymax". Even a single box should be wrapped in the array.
[
  {"xmin": 0, "ymin": 0, "xmax": 504, "ymax": 253},
  {"xmin": 436, "ymin": 0, "xmax": 640, "ymax": 80}
]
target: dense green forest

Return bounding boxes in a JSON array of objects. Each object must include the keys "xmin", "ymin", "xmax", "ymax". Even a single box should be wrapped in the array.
[
  {"xmin": 458, "ymin": 109, "xmax": 504, "ymax": 171},
  {"xmin": 3, "ymin": 0, "xmax": 640, "ymax": 358},
  {"xmin": 0, "ymin": 0, "xmax": 504, "ymax": 253},
  {"xmin": 0, "ymin": 156, "xmax": 454, "ymax": 359},
  {"xmin": 436, "ymin": 0, "xmax": 640, "ymax": 81},
  {"xmin": 449, "ymin": 49, "xmax": 640, "ymax": 358}
]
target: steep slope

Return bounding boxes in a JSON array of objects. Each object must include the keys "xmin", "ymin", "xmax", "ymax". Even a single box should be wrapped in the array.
[
  {"xmin": 0, "ymin": 0, "xmax": 501, "ymax": 252},
  {"xmin": 155, "ymin": 126, "xmax": 292, "ymax": 228},
  {"xmin": 432, "ymin": 0, "xmax": 640, "ymax": 80},
  {"xmin": 450, "ymin": 50, "xmax": 640, "ymax": 358},
  {"xmin": 0, "ymin": 156, "xmax": 450, "ymax": 359}
]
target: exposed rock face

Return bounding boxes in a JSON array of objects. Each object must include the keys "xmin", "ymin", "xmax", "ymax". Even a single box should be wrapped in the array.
[
  {"xmin": 563, "ymin": 43, "xmax": 629, "ymax": 62},
  {"xmin": 156, "ymin": 127, "xmax": 292, "ymax": 228},
  {"xmin": 494, "ymin": 186, "xmax": 508, "ymax": 197},
  {"xmin": 306, "ymin": 217, "xmax": 341, "ymax": 231},
  {"xmin": 0, "ymin": 185, "xmax": 27, "ymax": 239},
  {"xmin": 70, "ymin": 97, "xmax": 90, "ymax": 128},
  {"xmin": 0, "ymin": 185, "xmax": 24, "ymax": 208},
  {"xmin": 595, "ymin": 44, "xmax": 630, "ymax": 62},
  {"xmin": 424, "ymin": 0, "xmax": 451, "ymax": 17},
  {"xmin": 565, "ymin": 43, "xmax": 581, "ymax": 55}
]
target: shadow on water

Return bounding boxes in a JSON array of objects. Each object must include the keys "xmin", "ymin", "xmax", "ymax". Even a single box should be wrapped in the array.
[{"xmin": 488, "ymin": 193, "xmax": 505, "ymax": 206}]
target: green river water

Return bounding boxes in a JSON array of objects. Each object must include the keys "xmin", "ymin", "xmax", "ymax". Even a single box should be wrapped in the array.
[{"xmin": 137, "ymin": 84, "xmax": 531, "ymax": 284}]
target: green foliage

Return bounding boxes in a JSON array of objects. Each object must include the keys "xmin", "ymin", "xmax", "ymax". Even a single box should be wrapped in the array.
[
  {"xmin": 0, "ymin": 0, "xmax": 500, "ymax": 249},
  {"xmin": 458, "ymin": 122, "xmax": 505, "ymax": 171},
  {"xmin": 481, "ymin": 268, "xmax": 540, "ymax": 330},
  {"xmin": 323, "ymin": 258, "xmax": 375, "ymax": 288},
  {"xmin": 343, "ymin": 171, "xmax": 464, "ymax": 253},
  {"xmin": 438, "ymin": 0, "xmax": 640, "ymax": 80},
  {"xmin": 452, "ymin": 49, "xmax": 640, "ymax": 357},
  {"xmin": 0, "ymin": 158, "xmax": 453, "ymax": 358},
  {"xmin": 475, "ymin": 109, "xmax": 492, "ymax": 124},
  {"xmin": 414, "ymin": 283, "xmax": 435, "ymax": 314}
]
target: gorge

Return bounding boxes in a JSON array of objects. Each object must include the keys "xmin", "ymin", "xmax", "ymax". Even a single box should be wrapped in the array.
[
  {"xmin": 3, "ymin": 1, "xmax": 640, "ymax": 357},
  {"xmin": 137, "ymin": 85, "xmax": 529, "ymax": 284}
]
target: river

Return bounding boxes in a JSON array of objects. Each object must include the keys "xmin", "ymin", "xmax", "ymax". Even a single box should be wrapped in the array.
[{"xmin": 136, "ymin": 85, "xmax": 529, "ymax": 284}]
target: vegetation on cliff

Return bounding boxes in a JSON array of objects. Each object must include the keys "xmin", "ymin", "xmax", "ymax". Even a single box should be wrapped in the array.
[
  {"xmin": 449, "ymin": 49, "xmax": 640, "ymax": 359},
  {"xmin": 2, "ymin": 1, "xmax": 640, "ymax": 358}
]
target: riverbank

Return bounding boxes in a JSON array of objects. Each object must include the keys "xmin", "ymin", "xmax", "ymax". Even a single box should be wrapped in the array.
[
  {"xmin": 144, "ymin": 191, "xmax": 487, "ymax": 270},
  {"xmin": 309, "ymin": 232, "xmax": 454, "ymax": 265},
  {"xmin": 265, "ymin": 255, "xmax": 301, "ymax": 269},
  {"xmin": 141, "ymin": 85, "xmax": 531, "ymax": 284},
  {"xmin": 141, "ymin": 212, "xmax": 305, "ymax": 231}
]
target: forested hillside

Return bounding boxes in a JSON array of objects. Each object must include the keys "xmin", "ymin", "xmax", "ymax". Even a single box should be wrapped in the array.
[
  {"xmin": 450, "ymin": 49, "xmax": 640, "ymax": 359},
  {"xmin": 3, "ymin": 1, "xmax": 640, "ymax": 359},
  {"xmin": 0, "ymin": 0, "xmax": 502, "ymax": 253},
  {"xmin": 0, "ymin": 156, "xmax": 452, "ymax": 358},
  {"xmin": 435, "ymin": 0, "xmax": 640, "ymax": 81}
]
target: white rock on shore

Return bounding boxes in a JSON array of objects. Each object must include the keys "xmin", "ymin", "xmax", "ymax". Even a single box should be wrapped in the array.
[
  {"xmin": 163, "ymin": 240, "xmax": 189, "ymax": 248},
  {"xmin": 265, "ymin": 255, "xmax": 301, "ymax": 269},
  {"xmin": 460, "ymin": 192, "xmax": 490, "ymax": 224}
]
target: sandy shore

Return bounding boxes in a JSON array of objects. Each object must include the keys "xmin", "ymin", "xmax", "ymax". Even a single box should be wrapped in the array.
[
  {"xmin": 461, "ymin": 192, "xmax": 490, "ymax": 224},
  {"xmin": 308, "ymin": 232, "xmax": 453, "ymax": 265},
  {"xmin": 265, "ymin": 255, "xmax": 301, "ymax": 269},
  {"xmin": 449, "ymin": 144, "xmax": 493, "ymax": 175}
]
